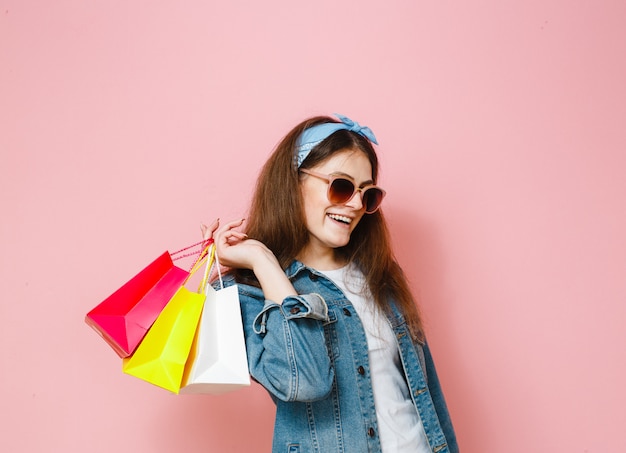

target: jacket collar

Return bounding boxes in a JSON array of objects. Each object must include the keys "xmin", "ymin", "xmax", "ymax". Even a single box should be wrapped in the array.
[{"xmin": 284, "ymin": 260, "xmax": 309, "ymax": 279}]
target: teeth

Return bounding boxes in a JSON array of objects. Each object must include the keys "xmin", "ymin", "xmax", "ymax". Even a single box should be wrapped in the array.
[{"xmin": 328, "ymin": 214, "xmax": 351, "ymax": 224}]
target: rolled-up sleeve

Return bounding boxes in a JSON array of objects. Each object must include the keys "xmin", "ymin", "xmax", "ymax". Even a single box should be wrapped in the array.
[
  {"xmin": 253, "ymin": 293, "xmax": 328, "ymax": 333},
  {"xmin": 241, "ymin": 290, "xmax": 334, "ymax": 403}
]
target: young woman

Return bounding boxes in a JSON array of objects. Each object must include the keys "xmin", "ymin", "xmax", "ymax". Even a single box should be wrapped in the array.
[{"xmin": 210, "ymin": 114, "xmax": 458, "ymax": 452}]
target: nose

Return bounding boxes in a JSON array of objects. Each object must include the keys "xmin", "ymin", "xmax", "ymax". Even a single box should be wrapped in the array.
[{"xmin": 344, "ymin": 188, "xmax": 365, "ymax": 211}]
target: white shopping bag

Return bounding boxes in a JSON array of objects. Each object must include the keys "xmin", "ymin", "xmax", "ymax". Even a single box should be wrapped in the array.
[{"xmin": 180, "ymin": 266, "xmax": 250, "ymax": 394}]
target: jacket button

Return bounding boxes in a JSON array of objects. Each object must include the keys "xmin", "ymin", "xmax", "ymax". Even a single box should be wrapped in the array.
[
  {"xmin": 309, "ymin": 272, "xmax": 318, "ymax": 281},
  {"xmin": 342, "ymin": 308, "xmax": 351, "ymax": 316},
  {"xmin": 290, "ymin": 306, "xmax": 301, "ymax": 314},
  {"xmin": 368, "ymin": 427, "xmax": 375, "ymax": 437},
  {"xmin": 357, "ymin": 366, "xmax": 365, "ymax": 375}
]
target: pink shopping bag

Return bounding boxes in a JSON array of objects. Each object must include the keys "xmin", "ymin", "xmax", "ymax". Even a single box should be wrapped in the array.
[{"xmin": 85, "ymin": 244, "xmax": 207, "ymax": 358}]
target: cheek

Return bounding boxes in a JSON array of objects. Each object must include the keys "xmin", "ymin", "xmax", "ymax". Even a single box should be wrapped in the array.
[
  {"xmin": 301, "ymin": 184, "xmax": 326, "ymax": 209},
  {"xmin": 303, "ymin": 195, "xmax": 321, "ymax": 219},
  {"xmin": 300, "ymin": 187, "xmax": 315, "ymax": 223}
]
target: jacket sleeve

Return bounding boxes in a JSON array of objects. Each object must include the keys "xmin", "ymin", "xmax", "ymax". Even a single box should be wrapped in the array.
[
  {"xmin": 423, "ymin": 341, "xmax": 460, "ymax": 453},
  {"xmin": 237, "ymin": 284, "xmax": 335, "ymax": 403}
]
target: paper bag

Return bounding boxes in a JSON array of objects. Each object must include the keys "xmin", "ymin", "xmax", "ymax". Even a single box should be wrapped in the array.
[
  {"xmin": 180, "ymin": 283, "xmax": 250, "ymax": 394},
  {"xmin": 122, "ymin": 286, "xmax": 205, "ymax": 393},
  {"xmin": 85, "ymin": 252, "xmax": 189, "ymax": 358}
]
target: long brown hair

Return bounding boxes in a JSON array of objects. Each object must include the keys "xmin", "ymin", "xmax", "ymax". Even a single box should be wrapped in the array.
[{"xmin": 235, "ymin": 116, "xmax": 424, "ymax": 342}]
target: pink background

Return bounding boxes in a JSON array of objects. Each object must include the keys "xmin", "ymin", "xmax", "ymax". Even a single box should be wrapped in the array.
[{"xmin": 2, "ymin": 1, "xmax": 625, "ymax": 451}]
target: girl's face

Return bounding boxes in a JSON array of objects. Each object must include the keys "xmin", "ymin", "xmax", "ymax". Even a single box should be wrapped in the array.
[{"xmin": 298, "ymin": 149, "xmax": 373, "ymax": 266}]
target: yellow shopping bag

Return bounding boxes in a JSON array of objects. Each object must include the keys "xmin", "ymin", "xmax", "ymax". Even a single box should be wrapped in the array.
[{"xmin": 122, "ymin": 245, "xmax": 215, "ymax": 393}]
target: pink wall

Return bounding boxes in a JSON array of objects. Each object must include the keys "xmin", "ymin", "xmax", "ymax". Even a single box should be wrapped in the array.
[{"xmin": 2, "ymin": 1, "xmax": 625, "ymax": 451}]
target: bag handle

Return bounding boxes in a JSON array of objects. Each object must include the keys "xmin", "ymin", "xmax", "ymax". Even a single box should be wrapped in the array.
[
  {"xmin": 173, "ymin": 238, "xmax": 226, "ymax": 294},
  {"xmin": 171, "ymin": 240, "xmax": 211, "ymax": 262},
  {"xmin": 214, "ymin": 247, "xmax": 224, "ymax": 290},
  {"xmin": 196, "ymin": 244, "xmax": 225, "ymax": 294},
  {"xmin": 198, "ymin": 243, "xmax": 216, "ymax": 293},
  {"xmin": 179, "ymin": 240, "xmax": 215, "ymax": 288},
  {"xmin": 170, "ymin": 239, "xmax": 215, "ymax": 278}
]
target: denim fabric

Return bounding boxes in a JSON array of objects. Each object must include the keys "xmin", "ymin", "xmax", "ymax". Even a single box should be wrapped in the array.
[{"xmin": 223, "ymin": 261, "xmax": 459, "ymax": 453}]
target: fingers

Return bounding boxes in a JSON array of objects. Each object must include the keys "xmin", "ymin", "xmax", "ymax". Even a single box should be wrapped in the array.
[
  {"xmin": 212, "ymin": 218, "xmax": 250, "ymax": 269},
  {"xmin": 220, "ymin": 230, "xmax": 248, "ymax": 247},
  {"xmin": 221, "ymin": 230, "xmax": 248, "ymax": 244},
  {"xmin": 215, "ymin": 218, "xmax": 247, "ymax": 245},
  {"xmin": 222, "ymin": 218, "xmax": 245, "ymax": 230},
  {"xmin": 200, "ymin": 218, "xmax": 220, "ymax": 240}
]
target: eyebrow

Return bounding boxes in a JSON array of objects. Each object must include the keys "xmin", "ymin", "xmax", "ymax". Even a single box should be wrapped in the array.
[{"xmin": 329, "ymin": 171, "xmax": 375, "ymax": 187}]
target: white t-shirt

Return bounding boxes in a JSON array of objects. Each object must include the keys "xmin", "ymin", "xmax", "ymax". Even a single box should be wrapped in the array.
[{"xmin": 319, "ymin": 265, "xmax": 430, "ymax": 453}]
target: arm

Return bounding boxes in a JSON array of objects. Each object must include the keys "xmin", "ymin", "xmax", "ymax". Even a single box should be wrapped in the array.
[
  {"xmin": 238, "ymin": 287, "xmax": 334, "ymax": 402},
  {"xmin": 212, "ymin": 219, "xmax": 334, "ymax": 402}
]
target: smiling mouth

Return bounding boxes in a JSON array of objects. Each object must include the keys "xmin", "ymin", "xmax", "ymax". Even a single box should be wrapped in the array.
[{"xmin": 327, "ymin": 213, "xmax": 352, "ymax": 225}]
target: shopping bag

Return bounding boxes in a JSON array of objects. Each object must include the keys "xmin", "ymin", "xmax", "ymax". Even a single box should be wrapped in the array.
[
  {"xmin": 180, "ymin": 252, "xmax": 250, "ymax": 395},
  {"xmin": 122, "ymin": 244, "xmax": 215, "ymax": 394},
  {"xmin": 85, "ymin": 251, "xmax": 189, "ymax": 358},
  {"xmin": 122, "ymin": 286, "xmax": 205, "ymax": 393}
]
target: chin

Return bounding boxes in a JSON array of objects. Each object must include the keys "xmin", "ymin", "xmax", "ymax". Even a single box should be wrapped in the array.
[{"xmin": 327, "ymin": 237, "xmax": 351, "ymax": 249}]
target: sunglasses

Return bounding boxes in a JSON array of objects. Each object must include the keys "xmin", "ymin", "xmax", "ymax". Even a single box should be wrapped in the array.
[{"xmin": 300, "ymin": 169, "xmax": 386, "ymax": 214}]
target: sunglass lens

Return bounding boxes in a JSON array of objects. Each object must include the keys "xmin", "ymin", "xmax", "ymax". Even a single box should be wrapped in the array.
[
  {"xmin": 329, "ymin": 178, "xmax": 356, "ymax": 203},
  {"xmin": 363, "ymin": 188, "xmax": 384, "ymax": 213}
]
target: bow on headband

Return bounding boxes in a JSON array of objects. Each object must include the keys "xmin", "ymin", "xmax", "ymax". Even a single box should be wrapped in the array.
[{"xmin": 295, "ymin": 113, "xmax": 379, "ymax": 168}]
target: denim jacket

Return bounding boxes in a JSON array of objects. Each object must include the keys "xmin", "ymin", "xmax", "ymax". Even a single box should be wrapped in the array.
[{"xmin": 224, "ymin": 260, "xmax": 458, "ymax": 453}]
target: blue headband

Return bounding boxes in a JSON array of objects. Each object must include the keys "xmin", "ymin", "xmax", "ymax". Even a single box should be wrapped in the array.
[{"xmin": 295, "ymin": 113, "xmax": 378, "ymax": 168}]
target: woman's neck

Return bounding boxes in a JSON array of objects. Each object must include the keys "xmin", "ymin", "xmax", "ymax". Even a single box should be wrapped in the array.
[{"xmin": 296, "ymin": 246, "xmax": 346, "ymax": 271}]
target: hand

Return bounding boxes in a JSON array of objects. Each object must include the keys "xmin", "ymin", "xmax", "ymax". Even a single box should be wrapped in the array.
[
  {"xmin": 200, "ymin": 218, "xmax": 220, "ymax": 241},
  {"xmin": 214, "ymin": 219, "xmax": 298, "ymax": 303},
  {"xmin": 213, "ymin": 218, "xmax": 274, "ymax": 271}
]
